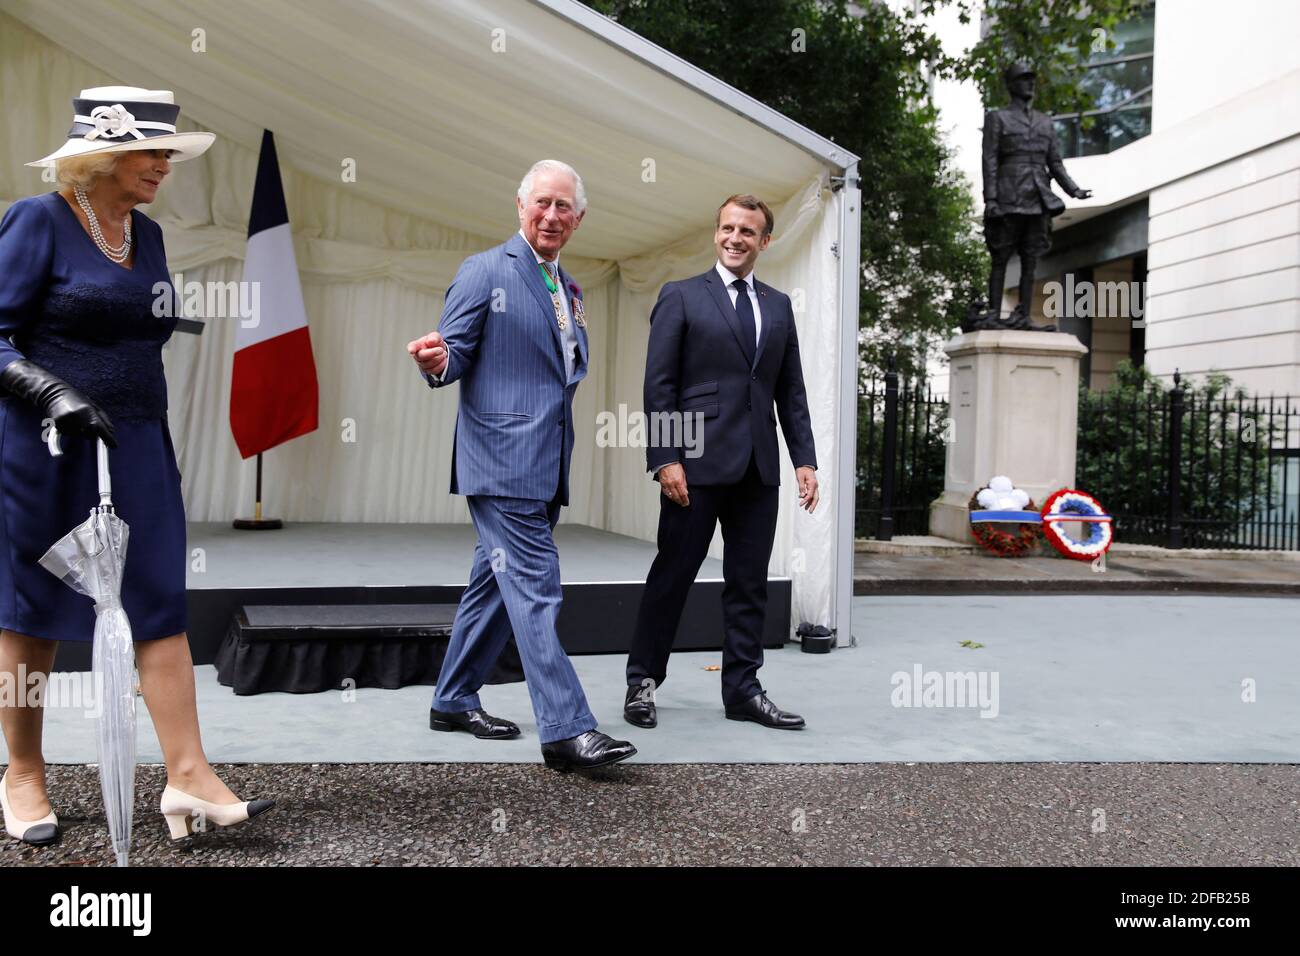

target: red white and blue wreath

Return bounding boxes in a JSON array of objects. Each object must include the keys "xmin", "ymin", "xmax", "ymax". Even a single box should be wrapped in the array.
[{"xmin": 1040, "ymin": 488, "xmax": 1113, "ymax": 561}]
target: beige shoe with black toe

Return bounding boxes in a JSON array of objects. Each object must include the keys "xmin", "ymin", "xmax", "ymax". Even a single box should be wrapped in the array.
[{"xmin": 0, "ymin": 772, "xmax": 60, "ymax": 846}]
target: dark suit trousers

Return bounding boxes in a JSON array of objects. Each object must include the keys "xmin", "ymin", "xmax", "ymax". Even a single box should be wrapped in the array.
[{"xmin": 627, "ymin": 455, "xmax": 780, "ymax": 707}]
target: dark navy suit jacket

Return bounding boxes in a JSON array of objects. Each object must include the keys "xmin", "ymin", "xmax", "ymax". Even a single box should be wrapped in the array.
[{"xmin": 644, "ymin": 268, "xmax": 816, "ymax": 486}]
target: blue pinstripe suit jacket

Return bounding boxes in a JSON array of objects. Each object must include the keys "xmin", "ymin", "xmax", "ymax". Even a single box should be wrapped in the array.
[{"xmin": 425, "ymin": 232, "xmax": 589, "ymax": 505}]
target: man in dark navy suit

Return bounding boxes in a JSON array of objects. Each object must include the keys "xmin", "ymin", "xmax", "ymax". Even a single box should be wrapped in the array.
[{"xmin": 625, "ymin": 195, "xmax": 819, "ymax": 731}]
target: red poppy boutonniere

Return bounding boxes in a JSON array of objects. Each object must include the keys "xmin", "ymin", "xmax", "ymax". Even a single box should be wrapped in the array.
[{"xmin": 568, "ymin": 281, "xmax": 586, "ymax": 328}]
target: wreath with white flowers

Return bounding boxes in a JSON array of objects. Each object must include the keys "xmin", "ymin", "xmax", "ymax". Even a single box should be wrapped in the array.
[{"xmin": 967, "ymin": 476, "xmax": 1039, "ymax": 558}]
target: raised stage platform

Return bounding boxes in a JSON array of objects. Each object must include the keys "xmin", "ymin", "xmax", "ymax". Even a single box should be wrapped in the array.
[{"xmin": 52, "ymin": 522, "xmax": 792, "ymax": 673}]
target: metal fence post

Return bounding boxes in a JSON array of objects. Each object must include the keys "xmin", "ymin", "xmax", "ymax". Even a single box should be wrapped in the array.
[
  {"xmin": 878, "ymin": 355, "xmax": 899, "ymax": 541},
  {"xmin": 1168, "ymin": 369, "xmax": 1185, "ymax": 549}
]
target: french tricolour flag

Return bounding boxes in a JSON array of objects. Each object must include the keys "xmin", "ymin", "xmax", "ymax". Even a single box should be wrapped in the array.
[{"xmin": 230, "ymin": 129, "xmax": 319, "ymax": 459}]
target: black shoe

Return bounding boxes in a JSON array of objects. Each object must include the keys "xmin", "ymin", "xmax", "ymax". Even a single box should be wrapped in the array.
[
  {"xmin": 429, "ymin": 707, "xmax": 521, "ymax": 739},
  {"xmin": 541, "ymin": 731, "xmax": 637, "ymax": 772},
  {"xmin": 623, "ymin": 683, "xmax": 657, "ymax": 728},
  {"xmin": 725, "ymin": 692, "xmax": 805, "ymax": 730}
]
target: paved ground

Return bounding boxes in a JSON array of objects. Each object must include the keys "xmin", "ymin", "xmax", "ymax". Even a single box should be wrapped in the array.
[
  {"xmin": 9, "ymin": 595, "xmax": 1298, "ymax": 764},
  {"xmin": 4, "ymin": 581, "xmax": 1294, "ymax": 867},
  {"xmin": 2, "ymin": 761, "xmax": 1294, "ymax": 867},
  {"xmin": 855, "ymin": 539, "xmax": 1300, "ymax": 594}
]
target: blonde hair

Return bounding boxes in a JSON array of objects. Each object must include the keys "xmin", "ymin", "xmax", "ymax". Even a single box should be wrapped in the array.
[{"xmin": 55, "ymin": 152, "xmax": 120, "ymax": 189}]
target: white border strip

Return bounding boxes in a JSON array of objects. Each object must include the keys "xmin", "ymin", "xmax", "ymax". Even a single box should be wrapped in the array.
[{"xmin": 834, "ymin": 164, "xmax": 862, "ymax": 646}]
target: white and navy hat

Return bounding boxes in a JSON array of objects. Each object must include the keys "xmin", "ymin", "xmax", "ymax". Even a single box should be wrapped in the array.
[{"xmin": 26, "ymin": 86, "xmax": 215, "ymax": 167}]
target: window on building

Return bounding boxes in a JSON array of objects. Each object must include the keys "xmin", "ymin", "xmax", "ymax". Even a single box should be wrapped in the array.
[{"xmin": 1053, "ymin": 2, "xmax": 1155, "ymax": 158}]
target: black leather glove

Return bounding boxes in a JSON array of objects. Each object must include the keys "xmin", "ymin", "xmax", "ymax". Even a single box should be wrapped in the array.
[{"xmin": 0, "ymin": 359, "xmax": 117, "ymax": 448}]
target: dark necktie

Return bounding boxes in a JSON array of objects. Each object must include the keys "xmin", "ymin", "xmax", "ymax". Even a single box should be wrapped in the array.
[{"xmin": 732, "ymin": 278, "xmax": 756, "ymax": 358}]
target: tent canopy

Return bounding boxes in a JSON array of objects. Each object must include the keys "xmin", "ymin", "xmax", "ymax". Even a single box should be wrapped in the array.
[
  {"xmin": 3, "ymin": 0, "xmax": 852, "ymax": 258},
  {"xmin": 0, "ymin": 0, "xmax": 861, "ymax": 637}
]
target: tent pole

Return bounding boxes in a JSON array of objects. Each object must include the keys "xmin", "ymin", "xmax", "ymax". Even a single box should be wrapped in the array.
[{"xmin": 834, "ymin": 162, "xmax": 862, "ymax": 647}]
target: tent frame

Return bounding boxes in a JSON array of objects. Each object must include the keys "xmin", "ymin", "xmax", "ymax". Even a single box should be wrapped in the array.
[{"xmin": 536, "ymin": 0, "xmax": 863, "ymax": 645}]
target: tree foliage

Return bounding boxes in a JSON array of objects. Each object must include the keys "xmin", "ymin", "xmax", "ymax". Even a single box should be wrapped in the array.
[
  {"xmin": 1076, "ymin": 361, "xmax": 1282, "ymax": 546},
  {"xmin": 924, "ymin": 0, "xmax": 1149, "ymax": 114},
  {"xmin": 585, "ymin": 0, "xmax": 1146, "ymax": 379}
]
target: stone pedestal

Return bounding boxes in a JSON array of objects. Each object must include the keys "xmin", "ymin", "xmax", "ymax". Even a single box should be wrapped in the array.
[{"xmin": 930, "ymin": 330, "xmax": 1089, "ymax": 543}]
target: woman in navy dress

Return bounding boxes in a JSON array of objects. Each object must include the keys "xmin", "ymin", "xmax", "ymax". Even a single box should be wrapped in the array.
[{"xmin": 0, "ymin": 87, "xmax": 273, "ymax": 845}]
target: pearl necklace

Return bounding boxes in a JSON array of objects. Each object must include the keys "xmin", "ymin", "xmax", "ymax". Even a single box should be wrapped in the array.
[{"xmin": 74, "ymin": 185, "xmax": 132, "ymax": 264}]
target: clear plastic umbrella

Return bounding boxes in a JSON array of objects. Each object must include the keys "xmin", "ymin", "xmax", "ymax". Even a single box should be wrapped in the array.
[{"xmin": 38, "ymin": 436, "xmax": 136, "ymax": 867}]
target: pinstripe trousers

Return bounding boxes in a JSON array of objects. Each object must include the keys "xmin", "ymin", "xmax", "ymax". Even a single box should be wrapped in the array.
[{"xmin": 431, "ymin": 492, "xmax": 597, "ymax": 743}]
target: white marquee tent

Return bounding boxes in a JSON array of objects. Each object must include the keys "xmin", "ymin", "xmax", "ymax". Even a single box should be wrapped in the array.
[{"xmin": 0, "ymin": 0, "xmax": 861, "ymax": 641}]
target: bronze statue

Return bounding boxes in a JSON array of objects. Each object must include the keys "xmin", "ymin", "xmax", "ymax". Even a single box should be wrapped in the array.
[{"xmin": 964, "ymin": 62, "xmax": 1092, "ymax": 333}]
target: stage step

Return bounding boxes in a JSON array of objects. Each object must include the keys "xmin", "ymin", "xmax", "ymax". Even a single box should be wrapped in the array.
[
  {"xmin": 214, "ymin": 603, "xmax": 509, "ymax": 695},
  {"xmin": 234, "ymin": 603, "xmax": 457, "ymax": 641}
]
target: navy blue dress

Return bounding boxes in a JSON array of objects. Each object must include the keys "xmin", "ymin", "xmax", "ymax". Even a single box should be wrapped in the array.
[{"xmin": 0, "ymin": 192, "xmax": 186, "ymax": 643}]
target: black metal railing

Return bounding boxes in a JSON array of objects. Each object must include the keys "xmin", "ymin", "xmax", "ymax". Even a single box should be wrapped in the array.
[
  {"xmin": 855, "ymin": 360, "xmax": 949, "ymax": 539},
  {"xmin": 855, "ymin": 364, "xmax": 1300, "ymax": 551},
  {"xmin": 1076, "ymin": 372, "xmax": 1299, "ymax": 550}
]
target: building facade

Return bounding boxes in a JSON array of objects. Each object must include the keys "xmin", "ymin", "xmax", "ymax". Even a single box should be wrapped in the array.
[{"xmin": 999, "ymin": 0, "xmax": 1300, "ymax": 397}]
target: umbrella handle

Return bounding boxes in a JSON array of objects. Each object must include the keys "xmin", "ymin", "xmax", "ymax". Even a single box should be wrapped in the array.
[
  {"xmin": 44, "ymin": 433, "xmax": 113, "ymax": 506},
  {"xmin": 97, "ymin": 439, "xmax": 113, "ymax": 507}
]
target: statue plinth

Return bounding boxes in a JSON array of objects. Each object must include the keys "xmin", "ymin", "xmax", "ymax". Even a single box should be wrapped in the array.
[{"xmin": 930, "ymin": 330, "xmax": 1089, "ymax": 543}]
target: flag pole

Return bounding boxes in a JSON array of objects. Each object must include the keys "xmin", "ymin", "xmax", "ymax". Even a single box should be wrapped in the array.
[
  {"xmin": 233, "ymin": 452, "xmax": 282, "ymax": 530},
  {"xmin": 230, "ymin": 130, "xmax": 317, "ymax": 530}
]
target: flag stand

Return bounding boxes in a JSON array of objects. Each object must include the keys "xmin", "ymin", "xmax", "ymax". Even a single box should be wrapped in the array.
[{"xmin": 233, "ymin": 452, "xmax": 283, "ymax": 530}]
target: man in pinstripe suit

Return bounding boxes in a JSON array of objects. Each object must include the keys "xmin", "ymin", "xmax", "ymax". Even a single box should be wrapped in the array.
[{"xmin": 406, "ymin": 160, "xmax": 636, "ymax": 772}]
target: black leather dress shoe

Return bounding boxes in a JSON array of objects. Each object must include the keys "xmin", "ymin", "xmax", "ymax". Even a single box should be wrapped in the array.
[
  {"xmin": 541, "ymin": 731, "xmax": 637, "ymax": 772},
  {"xmin": 429, "ymin": 707, "xmax": 521, "ymax": 739},
  {"xmin": 623, "ymin": 683, "xmax": 657, "ymax": 728},
  {"xmin": 725, "ymin": 692, "xmax": 805, "ymax": 730}
]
